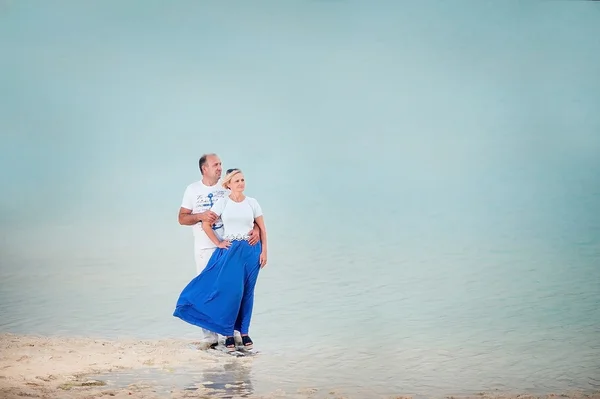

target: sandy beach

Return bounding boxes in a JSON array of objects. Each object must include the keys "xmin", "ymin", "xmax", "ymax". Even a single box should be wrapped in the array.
[
  {"xmin": 0, "ymin": 332, "xmax": 251, "ymax": 399},
  {"xmin": 1, "ymin": 333, "xmax": 598, "ymax": 399}
]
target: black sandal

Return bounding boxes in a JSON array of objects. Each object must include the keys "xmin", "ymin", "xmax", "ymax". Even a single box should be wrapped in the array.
[
  {"xmin": 241, "ymin": 335, "xmax": 253, "ymax": 350},
  {"xmin": 225, "ymin": 337, "xmax": 236, "ymax": 352}
]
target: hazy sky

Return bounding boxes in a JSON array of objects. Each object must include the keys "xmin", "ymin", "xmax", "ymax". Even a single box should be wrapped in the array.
[{"xmin": 1, "ymin": 1, "xmax": 599, "ymax": 258}]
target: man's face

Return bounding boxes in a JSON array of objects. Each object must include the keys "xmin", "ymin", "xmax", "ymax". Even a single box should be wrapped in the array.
[{"xmin": 203, "ymin": 155, "xmax": 222, "ymax": 179}]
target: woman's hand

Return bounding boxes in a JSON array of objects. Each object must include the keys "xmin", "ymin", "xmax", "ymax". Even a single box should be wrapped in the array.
[
  {"xmin": 217, "ymin": 240, "xmax": 231, "ymax": 249},
  {"xmin": 259, "ymin": 251, "xmax": 267, "ymax": 268}
]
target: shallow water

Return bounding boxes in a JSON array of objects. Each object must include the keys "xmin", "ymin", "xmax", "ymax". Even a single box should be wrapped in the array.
[
  {"xmin": 1, "ymin": 0, "xmax": 600, "ymax": 397},
  {"xmin": 90, "ymin": 364, "xmax": 257, "ymax": 398},
  {"xmin": 1, "ymin": 232, "xmax": 599, "ymax": 397}
]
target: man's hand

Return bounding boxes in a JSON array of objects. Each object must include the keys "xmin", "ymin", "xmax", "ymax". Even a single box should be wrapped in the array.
[
  {"xmin": 198, "ymin": 210, "xmax": 218, "ymax": 224},
  {"xmin": 248, "ymin": 224, "xmax": 260, "ymax": 246},
  {"xmin": 180, "ymin": 207, "xmax": 217, "ymax": 226}
]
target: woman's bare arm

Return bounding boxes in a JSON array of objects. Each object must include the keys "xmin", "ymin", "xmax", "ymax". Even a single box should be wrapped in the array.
[{"xmin": 202, "ymin": 221, "xmax": 222, "ymax": 246}]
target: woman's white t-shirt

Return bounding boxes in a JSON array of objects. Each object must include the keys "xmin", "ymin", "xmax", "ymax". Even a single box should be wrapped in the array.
[{"xmin": 209, "ymin": 196, "xmax": 263, "ymax": 240}]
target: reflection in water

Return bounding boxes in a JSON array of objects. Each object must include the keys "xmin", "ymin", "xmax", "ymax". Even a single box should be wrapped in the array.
[
  {"xmin": 185, "ymin": 361, "xmax": 254, "ymax": 398},
  {"xmin": 89, "ymin": 358, "xmax": 255, "ymax": 398}
]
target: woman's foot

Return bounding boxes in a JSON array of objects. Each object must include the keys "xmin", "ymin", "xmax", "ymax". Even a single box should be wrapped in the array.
[
  {"xmin": 225, "ymin": 336, "xmax": 236, "ymax": 352},
  {"xmin": 241, "ymin": 335, "xmax": 253, "ymax": 350}
]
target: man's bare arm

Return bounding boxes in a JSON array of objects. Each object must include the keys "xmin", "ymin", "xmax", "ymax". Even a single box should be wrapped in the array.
[
  {"xmin": 178, "ymin": 207, "xmax": 218, "ymax": 226},
  {"xmin": 178, "ymin": 207, "xmax": 201, "ymax": 225}
]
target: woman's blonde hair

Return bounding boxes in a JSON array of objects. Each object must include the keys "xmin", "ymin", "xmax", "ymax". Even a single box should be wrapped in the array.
[{"xmin": 222, "ymin": 168, "xmax": 243, "ymax": 189}]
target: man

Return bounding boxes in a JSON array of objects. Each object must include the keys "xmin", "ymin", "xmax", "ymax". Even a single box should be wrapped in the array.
[{"xmin": 178, "ymin": 153, "xmax": 260, "ymax": 347}]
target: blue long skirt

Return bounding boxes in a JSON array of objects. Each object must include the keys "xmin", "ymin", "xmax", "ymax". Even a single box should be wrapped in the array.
[{"xmin": 173, "ymin": 240, "xmax": 262, "ymax": 337}]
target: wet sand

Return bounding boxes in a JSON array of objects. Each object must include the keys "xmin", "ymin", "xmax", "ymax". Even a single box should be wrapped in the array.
[{"xmin": 1, "ymin": 333, "xmax": 598, "ymax": 399}]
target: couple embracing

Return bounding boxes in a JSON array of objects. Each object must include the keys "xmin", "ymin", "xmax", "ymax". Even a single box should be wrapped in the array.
[{"xmin": 175, "ymin": 153, "xmax": 268, "ymax": 352}]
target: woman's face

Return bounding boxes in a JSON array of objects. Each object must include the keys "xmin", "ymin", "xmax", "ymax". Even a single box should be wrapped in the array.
[{"xmin": 228, "ymin": 172, "xmax": 245, "ymax": 193}]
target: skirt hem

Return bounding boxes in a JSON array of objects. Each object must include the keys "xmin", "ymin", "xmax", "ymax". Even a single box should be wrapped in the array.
[{"xmin": 173, "ymin": 306, "xmax": 232, "ymax": 336}]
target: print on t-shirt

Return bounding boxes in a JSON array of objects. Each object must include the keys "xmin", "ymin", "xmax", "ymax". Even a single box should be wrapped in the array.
[{"xmin": 195, "ymin": 190, "xmax": 227, "ymax": 230}]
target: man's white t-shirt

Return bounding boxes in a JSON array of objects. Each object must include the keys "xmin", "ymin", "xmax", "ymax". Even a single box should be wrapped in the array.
[
  {"xmin": 210, "ymin": 196, "xmax": 263, "ymax": 240},
  {"xmin": 181, "ymin": 181, "xmax": 230, "ymax": 249}
]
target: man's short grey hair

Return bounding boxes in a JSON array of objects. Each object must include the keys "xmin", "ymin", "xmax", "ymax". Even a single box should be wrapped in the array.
[{"xmin": 198, "ymin": 153, "xmax": 217, "ymax": 175}]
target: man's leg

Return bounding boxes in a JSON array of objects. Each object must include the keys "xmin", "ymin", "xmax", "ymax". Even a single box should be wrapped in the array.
[
  {"xmin": 195, "ymin": 246, "xmax": 215, "ymax": 275},
  {"xmin": 194, "ymin": 246, "xmax": 219, "ymax": 345}
]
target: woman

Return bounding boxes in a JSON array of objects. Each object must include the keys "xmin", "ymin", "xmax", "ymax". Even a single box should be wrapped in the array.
[{"xmin": 173, "ymin": 168, "xmax": 268, "ymax": 351}]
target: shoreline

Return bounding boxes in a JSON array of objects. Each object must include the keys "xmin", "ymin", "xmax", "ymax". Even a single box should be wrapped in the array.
[{"xmin": 1, "ymin": 332, "xmax": 598, "ymax": 399}]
